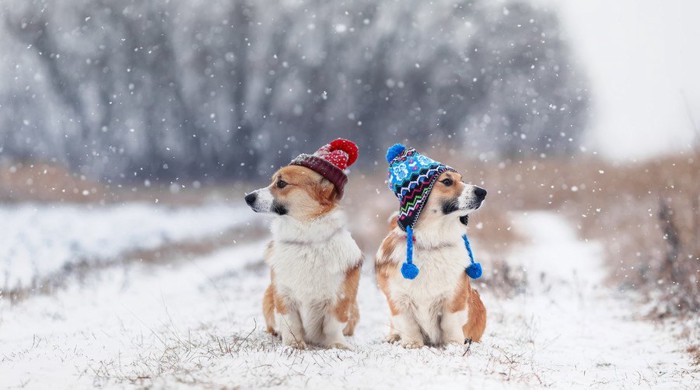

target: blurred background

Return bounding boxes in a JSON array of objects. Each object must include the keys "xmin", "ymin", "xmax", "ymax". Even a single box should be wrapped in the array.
[
  {"xmin": 1, "ymin": 0, "xmax": 699, "ymax": 373},
  {"xmin": 1, "ymin": 0, "xmax": 592, "ymax": 182}
]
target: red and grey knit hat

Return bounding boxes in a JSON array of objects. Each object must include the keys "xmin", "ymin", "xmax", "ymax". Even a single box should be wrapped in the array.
[{"xmin": 289, "ymin": 139, "xmax": 359, "ymax": 199}]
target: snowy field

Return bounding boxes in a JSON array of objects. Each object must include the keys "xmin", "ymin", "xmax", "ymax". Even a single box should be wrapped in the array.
[
  {"xmin": 1, "ymin": 208, "xmax": 697, "ymax": 389},
  {"xmin": 0, "ymin": 203, "xmax": 254, "ymax": 291}
]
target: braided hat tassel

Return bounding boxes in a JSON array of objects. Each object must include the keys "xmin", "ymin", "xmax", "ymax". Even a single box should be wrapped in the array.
[
  {"xmin": 401, "ymin": 226, "xmax": 420, "ymax": 279},
  {"xmin": 463, "ymin": 233, "xmax": 483, "ymax": 279}
]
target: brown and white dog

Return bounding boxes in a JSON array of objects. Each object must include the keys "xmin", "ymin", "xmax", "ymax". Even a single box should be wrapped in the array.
[
  {"xmin": 244, "ymin": 140, "xmax": 362, "ymax": 349},
  {"xmin": 376, "ymin": 147, "xmax": 487, "ymax": 348}
]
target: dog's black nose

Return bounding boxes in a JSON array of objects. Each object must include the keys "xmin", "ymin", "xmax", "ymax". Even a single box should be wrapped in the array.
[
  {"xmin": 474, "ymin": 187, "xmax": 487, "ymax": 201},
  {"xmin": 244, "ymin": 193, "xmax": 257, "ymax": 206}
]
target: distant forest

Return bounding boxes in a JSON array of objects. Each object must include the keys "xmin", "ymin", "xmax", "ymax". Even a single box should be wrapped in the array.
[{"xmin": 0, "ymin": 0, "xmax": 589, "ymax": 181}]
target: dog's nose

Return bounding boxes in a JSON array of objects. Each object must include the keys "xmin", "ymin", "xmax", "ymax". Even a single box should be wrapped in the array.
[
  {"xmin": 244, "ymin": 193, "xmax": 257, "ymax": 206},
  {"xmin": 474, "ymin": 187, "xmax": 487, "ymax": 201}
]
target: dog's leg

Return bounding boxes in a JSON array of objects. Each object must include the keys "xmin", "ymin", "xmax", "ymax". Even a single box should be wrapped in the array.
[
  {"xmin": 447, "ymin": 275, "xmax": 486, "ymax": 343},
  {"xmin": 279, "ymin": 310, "xmax": 306, "ymax": 349},
  {"xmin": 301, "ymin": 302, "xmax": 325, "ymax": 345},
  {"xmin": 375, "ymin": 258, "xmax": 401, "ymax": 343},
  {"xmin": 417, "ymin": 302, "xmax": 443, "ymax": 345},
  {"xmin": 343, "ymin": 300, "xmax": 360, "ymax": 336},
  {"xmin": 441, "ymin": 308, "xmax": 468, "ymax": 345},
  {"xmin": 442, "ymin": 275, "xmax": 470, "ymax": 345},
  {"xmin": 393, "ymin": 311, "xmax": 424, "ymax": 348},
  {"xmin": 337, "ymin": 264, "xmax": 361, "ymax": 337},
  {"xmin": 384, "ymin": 321, "xmax": 401, "ymax": 343},
  {"xmin": 322, "ymin": 312, "xmax": 351, "ymax": 349},
  {"xmin": 262, "ymin": 284, "xmax": 277, "ymax": 336},
  {"xmin": 463, "ymin": 288, "xmax": 487, "ymax": 342},
  {"xmin": 275, "ymin": 295, "xmax": 306, "ymax": 349}
]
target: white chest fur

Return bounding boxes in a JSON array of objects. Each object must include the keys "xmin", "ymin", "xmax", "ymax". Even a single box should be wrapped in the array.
[
  {"xmin": 388, "ymin": 237, "xmax": 467, "ymax": 305},
  {"xmin": 386, "ymin": 216, "xmax": 469, "ymax": 300},
  {"xmin": 267, "ymin": 210, "xmax": 362, "ymax": 305},
  {"xmin": 383, "ymin": 223, "xmax": 470, "ymax": 344}
]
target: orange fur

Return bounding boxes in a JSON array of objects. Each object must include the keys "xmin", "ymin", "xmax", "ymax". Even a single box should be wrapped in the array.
[
  {"xmin": 263, "ymin": 242, "xmax": 279, "ymax": 335},
  {"xmin": 345, "ymin": 300, "xmax": 360, "ymax": 336},
  {"xmin": 376, "ymin": 232, "xmax": 402, "ymax": 316},
  {"xmin": 447, "ymin": 273, "xmax": 471, "ymax": 313},
  {"xmin": 334, "ymin": 263, "xmax": 362, "ymax": 336},
  {"xmin": 269, "ymin": 165, "xmax": 338, "ymax": 220},
  {"xmin": 463, "ymin": 288, "xmax": 487, "ymax": 342},
  {"xmin": 446, "ymin": 273, "xmax": 487, "ymax": 342},
  {"xmin": 263, "ymin": 283, "xmax": 277, "ymax": 335},
  {"xmin": 272, "ymin": 279, "xmax": 288, "ymax": 315},
  {"xmin": 375, "ymin": 264, "xmax": 401, "ymax": 316},
  {"xmin": 413, "ymin": 172, "xmax": 466, "ymax": 228}
]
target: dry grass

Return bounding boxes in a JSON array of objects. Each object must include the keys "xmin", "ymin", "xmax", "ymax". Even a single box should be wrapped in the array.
[
  {"xmin": 84, "ymin": 322, "xmax": 551, "ymax": 388},
  {"xmin": 0, "ymin": 159, "xmax": 253, "ymax": 206},
  {"xmin": 564, "ymin": 152, "xmax": 699, "ymax": 317},
  {"xmin": 0, "ymin": 161, "xmax": 105, "ymax": 203},
  {"xmin": 87, "ymin": 324, "xmax": 276, "ymax": 388}
]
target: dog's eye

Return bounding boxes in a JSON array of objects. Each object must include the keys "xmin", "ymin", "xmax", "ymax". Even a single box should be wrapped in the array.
[
  {"xmin": 277, "ymin": 180, "xmax": 288, "ymax": 189},
  {"xmin": 441, "ymin": 178, "xmax": 453, "ymax": 186}
]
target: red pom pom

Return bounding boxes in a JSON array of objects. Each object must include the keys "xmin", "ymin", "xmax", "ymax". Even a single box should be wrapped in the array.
[{"xmin": 329, "ymin": 138, "xmax": 359, "ymax": 168}]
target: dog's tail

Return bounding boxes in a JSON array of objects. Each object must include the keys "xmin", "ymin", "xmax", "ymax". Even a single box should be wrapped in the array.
[{"xmin": 463, "ymin": 288, "xmax": 487, "ymax": 342}]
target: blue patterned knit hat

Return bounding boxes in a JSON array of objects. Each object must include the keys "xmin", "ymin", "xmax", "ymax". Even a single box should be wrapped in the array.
[
  {"xmin": 386, "ymin": 144, "xmax": 455, "ymax": 231},
  {"xmin": 385, "ymin": 144, "xmax": 482, "ymax": 281}
]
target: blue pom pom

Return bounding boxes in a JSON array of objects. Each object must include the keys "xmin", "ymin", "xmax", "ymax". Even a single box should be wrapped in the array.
[
  {"xmin": 401, "ymin": 262, "xmax": 419, "ymax": 280},
  {"xmin": 386, "ymin": 144, "xmax": 406, "ymax": 163},
  {"xmin": 466, "ymin": 262, "xmax": 482, "ymax": 279}
]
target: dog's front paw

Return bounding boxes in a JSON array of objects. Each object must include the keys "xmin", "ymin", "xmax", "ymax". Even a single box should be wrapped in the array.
[
  {"xmin": 400, "ymin": 339, "xmax": 424, "ymax": 349},
  {"xmin": 284, "ymin": 339, "xmax": 307, "ymax": 350},
  {"xmin": 385, "ymin": 333, "xmax": 401, "ymax": 343}
]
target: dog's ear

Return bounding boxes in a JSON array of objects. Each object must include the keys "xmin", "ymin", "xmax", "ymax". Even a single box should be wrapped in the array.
[
  {"xmin": 387, "ymin": 211, "xmax": 400, "ymax": 231},
  {"xmin": 312, "ymin": 177, "xmax": 338, "ymax": 206}
]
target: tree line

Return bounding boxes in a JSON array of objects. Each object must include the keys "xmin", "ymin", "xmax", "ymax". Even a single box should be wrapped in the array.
[{"xmin": 0, "ymin": 0, "xmax": 589, "ymax": 181}]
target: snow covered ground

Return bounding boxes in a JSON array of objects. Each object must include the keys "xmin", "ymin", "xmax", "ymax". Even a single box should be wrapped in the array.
[
  {"xmin": 0, "ymin": 210, "xmax": 697, "ymax": 389},
  {"xmin": 0, "ymin": 203, "xmax": 254, "ymax": 290}
]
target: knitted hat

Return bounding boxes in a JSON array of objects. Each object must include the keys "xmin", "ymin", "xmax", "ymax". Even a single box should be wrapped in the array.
[
  {"xmin": 290, "ymin": 138, "xmax": 358, "ymax": 199},
  {"xmin": 386, "ymin": 144, "xmax": 455, "ymax": 230},
  {"xmin": 385, "ymin": 144, "xmax": 482, "ymax": 280}
]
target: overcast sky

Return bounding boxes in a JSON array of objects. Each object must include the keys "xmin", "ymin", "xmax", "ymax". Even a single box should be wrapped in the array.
[{"xmin": 536, "ymin": 0, "xmax": 700, "ymax": 161}]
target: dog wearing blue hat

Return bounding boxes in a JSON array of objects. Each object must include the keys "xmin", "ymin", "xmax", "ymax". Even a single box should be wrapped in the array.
[{"xmin": 376, "ymin": 144, "xmax": 488, "ymax": 348}]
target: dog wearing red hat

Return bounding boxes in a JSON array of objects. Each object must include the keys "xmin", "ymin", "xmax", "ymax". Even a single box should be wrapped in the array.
[{"xmin": 245, "ymin": 139, "xmax": 362, "ymax": 349}]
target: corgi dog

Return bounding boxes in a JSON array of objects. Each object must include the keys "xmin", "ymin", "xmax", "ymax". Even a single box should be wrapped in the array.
[
  {"xmin": 376, "ymin": 145, "xmax": 487, "ymax": 348},
  {"xmin": 244, "ymin": 139, "xmax": 362, "ymax": 349}
]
